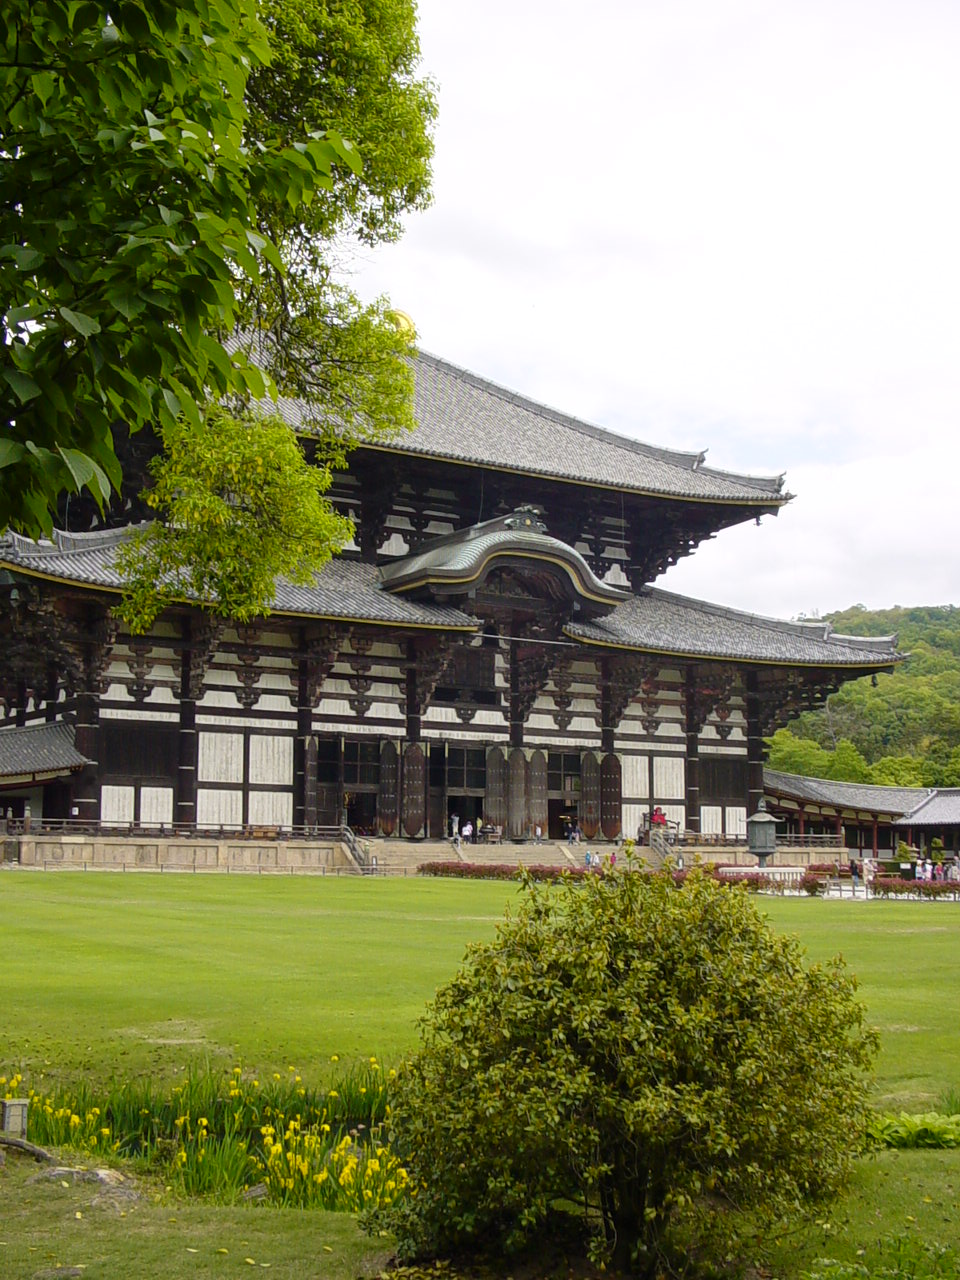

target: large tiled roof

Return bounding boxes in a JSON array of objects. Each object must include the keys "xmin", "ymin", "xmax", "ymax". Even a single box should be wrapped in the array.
[
  {"xmin": 0, "ymin": 528, "xmax": 478, "ymax": 631},
  {"xmin": 0, "ymin": 720, "xmax": 90, "ymax": 780},
  {"xmin": 764, "ymin": 769, "xmax": 928, "ymax": 816},
  {"xmin": 894, "ymin": 790, "xmax": 960, "ymax": 827},
  {"xmin": 266, "ymin": 349, "xmax": 789, "ymax": 506},
  {"xmin": 567, "ymin": 589, "xmax": 901, "ymax": 668},
  {"xmin": 1, "ymin": 528, "xmax": 900, "ymax": 669}
]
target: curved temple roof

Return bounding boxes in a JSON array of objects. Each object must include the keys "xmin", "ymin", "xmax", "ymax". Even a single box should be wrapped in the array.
[
  {"xmin": 2, "ymin": 526, "xmax": 900, "ymax": 670},
  {"xmin": 378, "ymin": 507, "xmax": 627, "ymax": 615},
  {"xmin": 567, "ymin": 588, "xmax": 901, "ymax": 669},
  {"xmin": 257, "ymin": 345, "xmax": 790, "ymax": 507}
]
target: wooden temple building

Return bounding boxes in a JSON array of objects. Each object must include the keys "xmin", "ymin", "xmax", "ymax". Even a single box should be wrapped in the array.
[{"xmin": 0, "ymin": 352, "xmax": 902, "ymax": 843}]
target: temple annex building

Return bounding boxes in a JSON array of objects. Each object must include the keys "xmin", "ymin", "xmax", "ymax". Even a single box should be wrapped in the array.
[{"xmin": 0, "ymin": 352, "xmax": 902, "ymax": 847}]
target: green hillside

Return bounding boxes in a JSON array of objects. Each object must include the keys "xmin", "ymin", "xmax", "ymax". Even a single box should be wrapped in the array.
[{"xmin": 770, "ymin": 604, "xmax": 960, "ymax": 786}]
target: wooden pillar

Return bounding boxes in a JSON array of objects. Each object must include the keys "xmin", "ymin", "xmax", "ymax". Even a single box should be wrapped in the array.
[
  {"xmin": 745, "ymin": 670, "xmax": 764, "ymax": 817},
  {"xmin": 406, "ymin": 660, "xmax": 421, "ymax": 743},
  {"xmin": 509, "ymin": 640, "xmax": 524, "ymax": 749},
  {"xmin": 798, "ymin": 806, "xmax": 806, "ymax": 837},
  {"xmin": 293, "ymin": 653, "xmax": 316, "ymax": 829},
  {"xmin": 684, "ymin": 667, "xmax": 700, "ymax": 835},
  {"xmin": 872, "ymin": 817, "xmax": 879, "ymax": 856},
  {"xmin": 73, "ymin": 687, "xmax": 101, "ymax": 823},
  {"xmin": 506, "ymin": 747, "xmax": 527, "ymax": 839}
]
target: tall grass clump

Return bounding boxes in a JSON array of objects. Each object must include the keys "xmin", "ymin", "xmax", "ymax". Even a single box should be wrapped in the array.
[{"xmin": 17, "ymin": 1060, "xmax": 404, "ymax": 1209}]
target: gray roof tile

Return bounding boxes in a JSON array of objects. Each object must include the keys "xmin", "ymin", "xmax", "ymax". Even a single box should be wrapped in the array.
[
  {"xmin": 0, "ymin": 720, "xmax": 90, "ymax": 780},
  {"xmin": 567, "ymin": 588, "xmax": 901, "ymax": 668},
  {"xmin": 0, "ymin": 528, "xmax": 478, "ymax": 630},
  {"xmin": 265, "ymin": 348, "xmax": 790, "ymax": 505},
  {"xmin": 764, "ymin": 769, "xmax": 927, "ymax": 815}
]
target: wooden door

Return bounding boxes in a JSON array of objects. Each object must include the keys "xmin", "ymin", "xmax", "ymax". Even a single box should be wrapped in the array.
[
  {"xmin": 600, "ymin": 752, "xmax": 622, "ymax": 840},
  {"xmin": 378, "ymin": 739, "xmax": 399, "ymax": 836},
  {"xmin": 401, "ymin": 743, "xmax": 426, "ymax": 838},
  {"xmin": 485, "ymin": 746, "xmax": 507, "ymax": 828},
  {"xmin": 506, "ymin": 747, "xmax": 527, "ymax": 840},
  {"xmin": 580, "ymin": 750, "xmax": 601, "ymax": 839},
  {"xmin": 527, "ymin": 749, "xmax": 548, "ymax": 837}
]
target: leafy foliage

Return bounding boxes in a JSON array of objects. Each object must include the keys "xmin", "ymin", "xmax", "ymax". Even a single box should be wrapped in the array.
[
  {"xmin": 776, "ymin": 606, "xmax": 960, "ymax": 785},
  {"xmin": 116, "ymin": 407, "xmax": 353, "ymax": 631},
  {"xmin": 0, "ymin": 0, "xmax": 356, "ymax": 535},
  {"xmin": 371, "ymin": 864, "xmax": 878, "ymax": 1277},
  {"xmin": 866, "ymin": 1111, "xmax": 960, "ymax": 1150},
  {"xmin": 801, "ymin": 1235, "xmax": 960, "ymax": 1280}
]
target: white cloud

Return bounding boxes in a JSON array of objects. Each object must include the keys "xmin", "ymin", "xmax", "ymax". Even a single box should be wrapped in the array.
[{"xmin": 346, "ymin": 0, "xmax": 960, "ymax": 618}]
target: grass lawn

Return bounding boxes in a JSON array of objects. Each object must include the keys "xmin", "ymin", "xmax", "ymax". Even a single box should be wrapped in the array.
[{"xmin": 3, "ymin": 871, "xmax": 960, "ymax": 1280}]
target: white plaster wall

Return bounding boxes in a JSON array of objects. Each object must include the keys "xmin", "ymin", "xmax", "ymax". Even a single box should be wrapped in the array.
[
  {"xmin": 249, "ymin": 791, "xmax": 293, "ymax": 827},
  {"xmin": 653, "ymin": 756, "xmax": 685, "ymax": 800},
  {"xmin": 701, "ymin": 805, "xmax": 723, "ymax": 835},
  {"xmin": 622, "ymin": 803, "xmax": 646, "ymax": 843},
  {"xmin": 249, "ymin": 735, "xmax": 292, "ymax": 786},
  {"xmin": 661, "ymin": 804, "xmax": 686, "ymax": 831},
  {"xmin": 102, "ymin": 784, "xmax": 134, "ymax": 824},
  {"xmin": 197, "ymin": 789, "xmax": 242, "ymax": 827},
  {"xmin": 198, "ymin": 732, "xmax": 243, "ymax": 784},
  {"xmin": 622, "ymin": 753, "xmax": 649, "ymax": 800},
  {"xmin": 725, "ymin": 806, "xmax": 747, "ymax": 837},
  {"xmin": 141, "ymin": 787, "xmax": 174, "ymax": 825}
]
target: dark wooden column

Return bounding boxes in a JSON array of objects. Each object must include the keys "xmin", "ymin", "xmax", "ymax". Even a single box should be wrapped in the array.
[
  {"xmin": 684, "ymin": 666, "xmax": 701, "ymax": 835},
  {"xmin": 293, "ymin": 649, "xmax": 317, "ymax": 830},
  {"xmin": 73, "ymin": 686, "xmax": 101, "ymax": 823},
  {"xmin": 745, "ymin": 669, "xmax": 764, "ymax": 817},
  {"xmin": 177, "ymin": 632, "xmax": 199, "ymax": 827},
  {"xmin": 509, "ymin": 640, "xmax": 524, "ymax": 748}
]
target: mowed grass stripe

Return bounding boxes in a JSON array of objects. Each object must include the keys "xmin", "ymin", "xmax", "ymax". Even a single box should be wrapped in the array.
[
  {"xmin": 2, "ymin": 874, "xmax": 518, "ymax": 1081},
  {"xmin": 3, "ymin": 874, "xmax": 959, "ymax": 1109}
]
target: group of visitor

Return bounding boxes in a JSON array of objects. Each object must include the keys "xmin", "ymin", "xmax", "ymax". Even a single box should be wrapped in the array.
[
  {"xmin": 915, "ymin": 857, "xmax": 959, "ymax": 882},
  {"xmin": 583, "ymin": 849, "xmax": 616, "ymax": 871}
]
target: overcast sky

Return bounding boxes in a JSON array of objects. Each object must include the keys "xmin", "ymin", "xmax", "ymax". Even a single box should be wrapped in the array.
[{"xmin": 346, "ymin": 0, "xmax": 960, "ymax": 620}]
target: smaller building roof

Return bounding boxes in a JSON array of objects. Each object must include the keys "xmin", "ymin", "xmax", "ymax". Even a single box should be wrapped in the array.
[
  {"xmin": 764, "ymin": 769, "xmax": 929, "ymax": 816},
  {"xmin": 894, "ymin": 790, "xmax": 960, "ymax": 827},
  {"xmin": 0, "ymin": 720, "xmax": 90, "ymax": 783}
]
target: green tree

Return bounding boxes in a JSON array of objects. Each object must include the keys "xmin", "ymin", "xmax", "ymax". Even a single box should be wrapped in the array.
[
  {"xmin": 373, "ymin": 865, "xmax": 877, "ymax": 1278},
  {"xmin": 0, "ymin": 1, "xmax": 355, "ymax": 535},
  {"xmin": 115, "ymin": 407, "xmax": 353, "ymax": 631}
]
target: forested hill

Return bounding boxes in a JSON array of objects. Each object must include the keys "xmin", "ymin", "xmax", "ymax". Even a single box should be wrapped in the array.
[{"xmin": 769, "ymin": 604, "xmax": 960, "ymax": 786}]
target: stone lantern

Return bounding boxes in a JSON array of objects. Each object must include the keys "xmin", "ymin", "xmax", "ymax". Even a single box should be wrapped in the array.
[{"xmin": 747, "ymin": 797, "xmax": 778, "ymax": 868}]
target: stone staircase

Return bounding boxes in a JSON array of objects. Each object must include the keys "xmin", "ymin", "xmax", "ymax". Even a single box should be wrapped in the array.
[{"xmin": 359, "ymin": 838, "xmax": 578, "ymax": 875}]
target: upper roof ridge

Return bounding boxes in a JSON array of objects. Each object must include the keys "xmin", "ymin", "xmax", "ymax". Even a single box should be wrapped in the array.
[{"xmin": 414, "ymin": 350, "xmax": 785, "ymax": 495}]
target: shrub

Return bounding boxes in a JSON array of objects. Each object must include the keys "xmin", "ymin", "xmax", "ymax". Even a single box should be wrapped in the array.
[{"xmin": 370, "ymin": 864, "xmax": 878, "ymax": 1277}]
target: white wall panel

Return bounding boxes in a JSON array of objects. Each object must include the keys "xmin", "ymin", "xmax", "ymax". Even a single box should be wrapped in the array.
[
  {"xmin": 198, "ymin": 732, "xmax": 243, "ymax": 783},
  {"xmin": 102, "ymin": 784, "xmax": 134, "ymax": 824},
  {"xmin": 661, "ymin": 804, "xmax": 686, "ymax": 831},
  {"xmin": 725, "ymin": 806, "xmax": 747, "ymax": 837},
  {"xmin": 249, "ymin": 735, "xmax": 292, "ymax": 787},
  {"xmin": 622, "ymin": 803, "xmax": 645, "ymax": 844},
  {"xmin": 701, "ymin": 805, "xmax": 723, "ymax": 835},
  {"xmin": 249, "ymin": 791, "xmax": 293, "ymax": 827},
  {"xmin": 141, "ymin": 787, "xmax": 174, "ymax": 826},
  {"xmin": 197, "ymin": 789, "xmax": 242, "ymax": 827},
  {"xmin": 653, "ymin": 756, "xmax": 685, "ymax": 800},
  {"xmin": 622, "ymin": 754, "xmax": 649, "ymax": 800}
]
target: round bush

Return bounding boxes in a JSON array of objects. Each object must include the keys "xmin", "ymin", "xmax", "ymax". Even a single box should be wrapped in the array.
[{"xmin": 374, "ymin": 863, "xmax": 877, "ymax": 1276}]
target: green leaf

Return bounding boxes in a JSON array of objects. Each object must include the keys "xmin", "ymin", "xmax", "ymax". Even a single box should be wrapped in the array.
[
  {"xmin": 0, "ymin": 439, "xmax": 26, "ymax": 469},
  {"xmin": 58, "ymin": 307, "xmax": 102, "ymax": 337},
  {"xmin": 2, "ymin": 369, "xmax": 42, "ymax": 403}
]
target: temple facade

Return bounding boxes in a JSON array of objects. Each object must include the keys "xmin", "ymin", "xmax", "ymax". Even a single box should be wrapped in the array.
[{"xmin": 0, "ymin": 352, "xmax": 901, "ymax": 840}]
